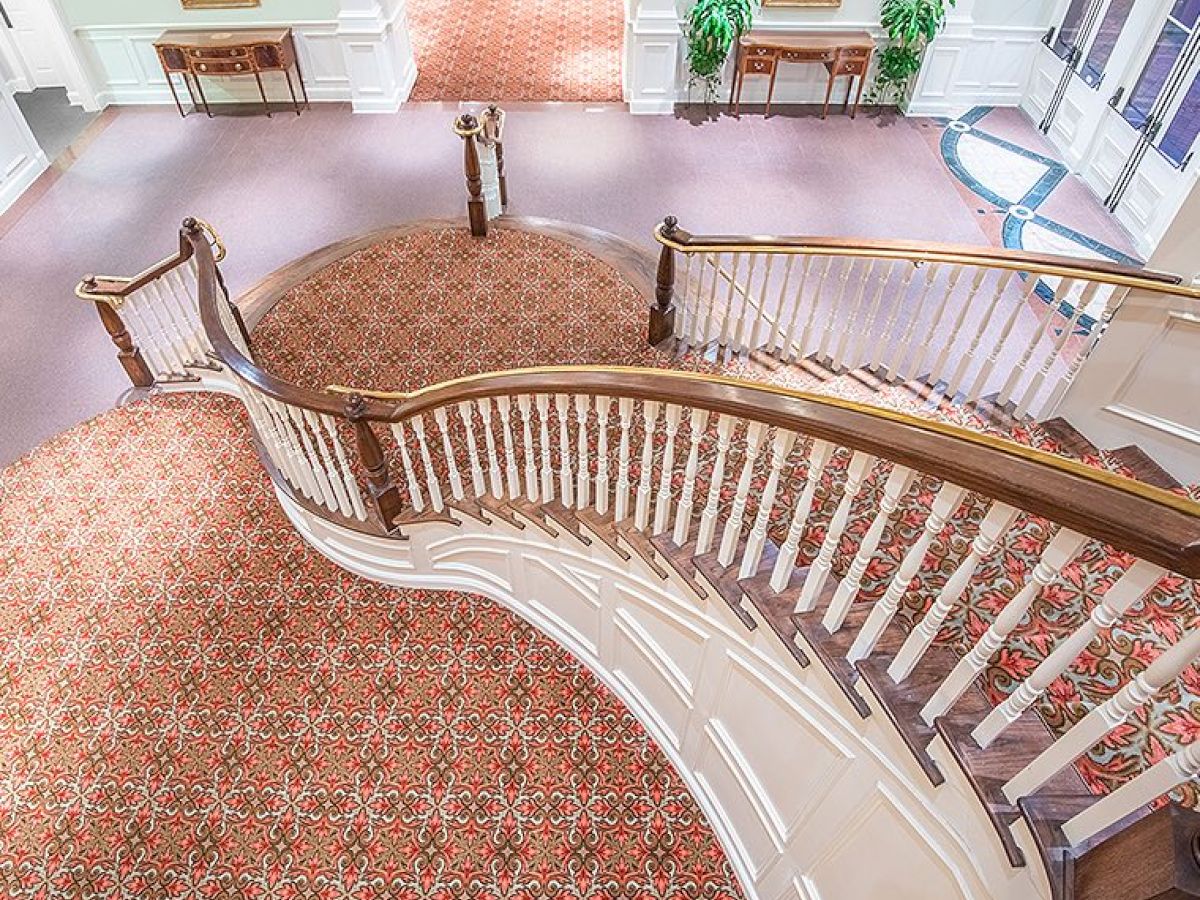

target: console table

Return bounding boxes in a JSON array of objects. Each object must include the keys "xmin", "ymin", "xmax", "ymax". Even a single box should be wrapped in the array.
[
  {"xmin": 153, "ymin": 28, "xmax": 308, "ymax": 119},
  {"xmin": 730, "ymin": 30, "xmax": 875, "ymax": 119}
]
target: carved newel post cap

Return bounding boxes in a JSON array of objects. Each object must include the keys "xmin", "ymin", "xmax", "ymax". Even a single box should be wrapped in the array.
[
  {"xmin": 454, "ymin": 113, "xmax": 480, "ymax": 137},
  {"xmin": 83, "ymin": 274, "xmax": 97, "ymax": 288},
  {"xmin": 1074, "ymin": 802, "xmax": 1200, "ymax": 900},
  {"xmin": 344, "ymin": 393, "xmax": 367, "ymax": 419},
  {"xmin": 662, "ymin": 216, "xmax": 679, "ymax": 236}
]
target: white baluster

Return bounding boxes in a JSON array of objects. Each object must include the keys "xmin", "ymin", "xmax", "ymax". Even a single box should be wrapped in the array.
[
  {"xmin": 634, "ymin": 401, "xmax": 661, "ymax": 530},
  {"xmin": 700, "ymin": 253, "xmax": 723, "ymax": 349},
  {"xmin": 924, "ymin": 267, "xmax": 988, "ymax": 386},
  {"xmin": 718, "ymin": 254, "xmax": 743, "ymax": 348},
  {"xmin": 673, "ymin": 408, "xmax": 709, "ymax": 545},
  {"xmin": 595, "ymin": 396, "xmax": 612, "ymax": 515},
  {"xmin": 678, "ymin": 251, "xmax": 697, "ymax": 342},
  {"xmin": 1039, "ymin": 287, "xmax": 1129, "ymax": 417},
  {"xmin": 554, "ymin": 393, "xmax": 574, "ymax": 508},
  {"xmin": 536, "ymin": 394, "xmax": 555, "ymax": 503},
  {"xmin": 794, "ymin": 257, "xmax": 829, "ymax": 362},
  {"xmin": 830, "ymin": 259, "xmax": 876, "ymax": 370},
  {"xmin": 653, "ymin": 405, "xmax": 682, "ymax": 534},
  {"xmin": 847, "ymin": 481, "xmax": 967, "ymax": 663},
  {"xmin": 122, "ymin": 300, "xmax": 174, "ymax": 377},
  {"xmin": 574, "ymin": 395, "xmax": 591, "ymax": 511},
  {"xmin": 166, "ymin": 268, "xmax": 210, "ymax": 356},
  {"xmin": 965, "ymin": 275, "xmax": 1040, "ymax": 402},
  {"xmin": 767, "ymin": 255, "xmax": 796, "ymax": 356},
  {"xmin": 457, "ymin": 401, "xmax": 487, "ymax": 498},
  {"xmin": 823, "ymin": 464, "xmax": 915, "ymax": 632},
  {"xmin": 738, "ymin": 429, "xmax": 797, "ymax": 578},
  {"xmin": 769, "ymin": 439, "xmax": 835, "ymax": 592},
  {"xmin": 1014, "ymin": 282, "xmax": 1099, "ymax": 419},
  {"xmin": 944, "ymin": 270, "xmax": 1014, "ymax": 398},
  {"xmin": 245, "ymin": 393, "xmax": 298, "ymax": 491},
  {"xmin": 477, "ymin": 398, "xmax": 504, "ymax": 499},
  {"xmin": 149, "ymin": 278, "xmax": 203, "ymax": 363},
  {"xmin": 850, "ymin": 259, "xmax": 896, "ymax": 370},
  {"xmin": 433, "ymin": 407, "xmax": 465, "ymax": 501},
  {"xmin": 388, "ymin": 419, "xmax": 425, "ymax": 514},
  {"xmin": 745, "ymin": 254, "xmax": 775, "ymax": 353},
  {"xmin": 321, "ymin": 415, "xmax": 366, "ymax": 521},
  {"xmin": 887, "ymin": 500, "xmax": 1019, "ymax": 682},
  {"xmin": 496, "ymin": 396, "xmax": 520, "ymax": 499},
  {"xmin": 971, "ymin": 555, "xmax": 1161, "ymax": 746},
  {"xmin": 817, "ymin": 258, "xmax": 856, "ymax": 363},
  {"xmin": 717, "ymin": 421, "xmax": 767, "ymax": 566},
  {"xmin": 697, "ymin": 415, "xmax": 736, "ymax": 555},
  {"xmin": 516, "ymin": 395, "xmax": 538, "ymax": 501},
  {"xmin": 287, "ymin": 405, "xmax": 338, "ymax": 510},
  {"xmin": 1062, "ymin": 743, "xmax": 1200, "ymax": 847},
  {"xmin": 795, "ymin": 450, "xmax": 875, "ymax": 612},
  {"xmin": 885, "ymin": 262, "xmax": 941, "ymax": 381},
  {"xmin": 140, "ymin": 283, "xmax": 193, "ymax": 368},
  {"xmin": 411, "ymin": 415, "xmax": 444, "ymax": 512},
  {"xmin": 614, "ymin": 397, "xmax": 634, "ymax": 521},
  {"xmin": 996, "ymin": 278, "xmax": 1079, "ymax": 408},
  {"xmin": 871, "ymin": 262, "xmax": 916, "ymax": 372},
  {"xmin": 910, "ymin": 265, "xmax": 965, "ymax": 381},
  {"xmin": 1005, "ymin": 621, "xmax": 1200, "ymax": 802},
  {"xmin": 730, "ymin": 253, "xmax": 760, "ymax": 353}
]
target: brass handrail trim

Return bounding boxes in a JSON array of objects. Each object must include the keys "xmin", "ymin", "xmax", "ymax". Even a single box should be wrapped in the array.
[
  {"xmin": 327, "ymin": 365, "xmax": 1200, "ymax": 519},
  {"xmin": 654, "ymin": 224, "xmax": 1200, "ymax": 301}
]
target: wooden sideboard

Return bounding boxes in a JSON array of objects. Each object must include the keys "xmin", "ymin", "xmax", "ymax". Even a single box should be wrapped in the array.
[
  {"xmin": 730, "ymin": 30, "xmax": 875, "ymax": 119},
  {"xmin": 153, "ymin": 28, "xmax": 308, "ymax": 119}
]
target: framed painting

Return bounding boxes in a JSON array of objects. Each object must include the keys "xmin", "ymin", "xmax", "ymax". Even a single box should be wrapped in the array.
[
  {"xmin": 181, "ymin": 0, "xmax": 261, "ymax": 8},
  {"xmin": 761, "ymin": 0, "xmax": 841, "ymax": 6}
]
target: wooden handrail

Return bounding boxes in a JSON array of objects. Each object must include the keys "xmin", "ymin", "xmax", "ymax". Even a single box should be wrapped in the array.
[
  {"xmin": 654, "ymin": 222, "xmax": 1200, "ymax": 300},
  {"xmin": 185, "ymin": 219, "xmax": 1200, "ymax": 578},
  {"xmin": 75, "ymin": 218, "xmax": 226, "ymax": 304}
]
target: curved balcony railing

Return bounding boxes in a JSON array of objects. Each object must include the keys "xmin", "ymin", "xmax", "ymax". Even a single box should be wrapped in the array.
[
  {"xmin": 78, "ymin": 217, "xmax": 1200, "ymax": 898},
  {"xmin": 650, "ymin": 218, "xmax": 1200, "ymax": 420}
]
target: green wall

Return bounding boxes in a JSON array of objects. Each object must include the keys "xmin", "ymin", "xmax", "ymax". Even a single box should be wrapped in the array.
[{"xmin": 60, "ymin": 0, "xmax": 339, "ymax": 28}]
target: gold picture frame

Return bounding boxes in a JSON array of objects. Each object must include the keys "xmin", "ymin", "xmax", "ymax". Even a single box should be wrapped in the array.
[
  {"xmin": 181, "ymin": 0, "xmax": 261, "ymax": 9},
  {"xmin": 761, "ymin": 0, "xmax": 841, "ymax": 6}
]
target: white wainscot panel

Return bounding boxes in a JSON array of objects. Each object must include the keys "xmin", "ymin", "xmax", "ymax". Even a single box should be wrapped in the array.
[
  {"xmin": 712, "ymin": 653, "xmax": 855, "ymax": 848},
  {"xmin": 806, "ymin": 784, "xmax": 970, "ymax": 900},
  {"xmin": 524, "ymin": 557, "xmax": 604, "ymax": 656},
  {"xmin": 425, "ymin": 540, "xmax": 513, "ymax": 596}
]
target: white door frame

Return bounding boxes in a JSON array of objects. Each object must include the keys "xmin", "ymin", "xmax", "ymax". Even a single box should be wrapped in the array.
[{"xmin": 0, "ymin": 0, "xmax": 99, "ymax": 109}]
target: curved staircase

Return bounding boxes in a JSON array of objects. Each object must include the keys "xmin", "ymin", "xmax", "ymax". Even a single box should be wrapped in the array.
[{"xmin": 73, "ymin": 211, "xmax": 1200, "ymax": 900}]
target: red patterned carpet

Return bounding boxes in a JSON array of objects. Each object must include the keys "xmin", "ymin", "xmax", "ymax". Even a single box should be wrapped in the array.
[
  {"xmin": 0, "ymin": 394, "xmax": 743, "ymax": 899},
  {"xmin": 407, "ymin": 0, "xmax": 622, "ymax": 102}
]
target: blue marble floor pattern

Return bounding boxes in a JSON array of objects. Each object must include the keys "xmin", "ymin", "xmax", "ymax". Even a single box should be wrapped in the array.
[{"xmin": 938, "ymin": 106, "xmax": 1140, "ymax": 333}]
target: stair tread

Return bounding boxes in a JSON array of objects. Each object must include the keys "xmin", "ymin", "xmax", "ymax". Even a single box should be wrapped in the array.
[
  {"xmin": 575, "ymin": 507, "xmax": 632, "ymax": 561},
  {"xmin": 1038, "ymin": 416, "xmax": 1101, "ymax": 460},
  {"xmin": 612, "ymin": 517, "xmax": 671, "ymax": 580},
  {"xmin": 648, "ymin": 531, "xmax": 710, "ymax": 599},
  {"xmin": 1105, "ymin": 444, "xmax": 1182, "ymax": 490},
  {"xmin": 541, "ymin": 501, "xmax": 594, "ymax": 546},
  {"xmin": 693, "ymin": 543, "xmax": 758, "ymax": 631},
  {"xmin": 791, "ymin": 593, "xmax": 872, "ymax": 719}
]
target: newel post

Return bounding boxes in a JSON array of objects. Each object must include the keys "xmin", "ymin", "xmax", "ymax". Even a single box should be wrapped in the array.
[
  {"xmin": 84, "ymin": 276, "xmax": 154, "ymax": 388},
  {"xmin": 455, "ymin": 113, "xmax": 487, "ymax": 238},
  {"xmin": 1072, "ymin": 803, "xmax": 1200, "ymax": 899},
  {"xmin": 344, "ymin": 393, "xmax": 405, "ymax": 533},
  {"xmin": 649, "ymin": 216, "xmax": 678, "ymax": 346}
]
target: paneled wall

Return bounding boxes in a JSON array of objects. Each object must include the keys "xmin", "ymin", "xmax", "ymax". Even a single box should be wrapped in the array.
[
  {"xmin": 0, "ymin": 80, "xmax": 48, "ymax": 214},
  {"xmin": 280, "ymin": 490, "xmax": 1053, "ymax": 900}
]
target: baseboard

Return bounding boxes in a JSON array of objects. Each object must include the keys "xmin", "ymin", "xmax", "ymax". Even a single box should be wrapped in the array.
[{"xmin": 628, "ymin": 97, "xmax": 677, "ymax": 115}]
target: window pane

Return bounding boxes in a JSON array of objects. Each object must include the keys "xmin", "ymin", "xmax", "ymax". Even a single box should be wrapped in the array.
[
  {"xmin": 1172, "ymin": 0, "xmax": 1200, "ymax": 29},
  {"xmin": 1054, "ymin": 0, "xmax": 1092, "ymax": 62},
  {"xmin": 1159, "ymin": 72, "xmax": 1200, "ymax": 164},
  {"xmin": 1123, "ymin": 21, "xmax": 1188, "ymax": 130},
  {"xmin": 1083, "ymin": 0, "xmax": 1136, "ymax": 86}
]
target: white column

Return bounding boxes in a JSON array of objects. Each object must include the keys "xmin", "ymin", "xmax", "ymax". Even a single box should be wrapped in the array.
[
  {"xmin": 337, "ymin": 0, "xmax": 418, "ymax": 113},
  {"xmin": 624, "ymin": 0, "xmax": 681, "ymax": 115}
]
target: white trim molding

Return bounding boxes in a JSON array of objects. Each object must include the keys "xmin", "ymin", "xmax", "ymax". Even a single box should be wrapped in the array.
[
  {"xmin": 624, "ymin": 0, "xmax": 682, "ymax": 115},
  {"xmin": 268, "ymin": 479, "xmax": 1054, "ymax": 900},
  {"xmin": 908, "ymin": 23, "xmax": 1046, "ymax": 117},
  {"xmin": 336, "ymin": 0, "xmax": 418, "ymax": 113},
  {"xmin": 0, "ymin": 80, "xmax": 48, "ymax": 216}
]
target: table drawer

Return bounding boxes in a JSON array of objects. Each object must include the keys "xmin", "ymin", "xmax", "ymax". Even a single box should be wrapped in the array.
[
  {"xmin": 830, "ymin": 59, "xmax": 869, "ymax": 75},
  {"xmin": 748, "ymin": 45, "xmax": 775, "ymax": 58},
  {"xmin": 742, "ymin": 57, "xmax": 776, "ymax": 75},
  {"xmin": 194, "ymin": 59, "xmax": 253, "ymax": 75},
  {"xmin": 781, "ymin": 49, "xmax": 832, "ymax": 63},
  {"xmin": 190, "ymin": 46, "xmax": 249, "ymax": 60}
]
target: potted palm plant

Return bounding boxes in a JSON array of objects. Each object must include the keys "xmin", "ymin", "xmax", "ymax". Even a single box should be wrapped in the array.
[
  {"xmin": 685, "ymin": 0, "xmax": 758, "ymax": 104},
  {"xmin": 871, "ymin": 0, "xmax": 956, "ymax": 108}
]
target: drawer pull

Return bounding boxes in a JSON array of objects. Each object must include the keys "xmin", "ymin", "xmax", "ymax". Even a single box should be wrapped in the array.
[{"xmin": 198, "ymin": 63, "xmax": 207, "ymax": 71}]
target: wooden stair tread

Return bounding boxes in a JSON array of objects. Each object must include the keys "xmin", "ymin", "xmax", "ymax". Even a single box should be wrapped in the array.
[
  {"xmin": 648, "ymin": 532, "xmax": 710, "ymax": 599},
  {"xmin": 612, "ymin": 517, "xmax": 671, "ymax": 580},
  {"xmin": 1106, "ymin": 445, "xmax": 1182, "ymax": 490},
  {"xmin": 541, "ymin": 501, "xmax": 594, "ymax": 546},
  {"xmin": 693, "ymin": 543, "xmax": 758, "ymax": 631},
  {"xmin": 937, "ymin": 708, "xmax": 1094, "ymax": 869},
  {"xmin": 575, "ymin": 507, "xmax": 632, "ymax": 561},
  {"xmin": 791, "ymin": 588, "xmax": 873, "ymax": 719},
  {"xmin": 1039, "ymin": 417, "xmax": 1101, "ymax": 460},
  {"xmin": 740, "ymin": 547, "xmax": 812, "ymax": 668}
]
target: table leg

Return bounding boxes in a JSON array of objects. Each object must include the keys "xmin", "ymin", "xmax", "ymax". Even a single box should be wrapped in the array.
[
  {"xmin": 292, "ymin": 51, "xmax": 310, "ymax": 107},
  {"xmin": 845, "ymin": 74, "xmax": 853, "ymax": 113},
  {"xmin": 852, "ymin": 70, "xmax": 868, "ymax": 119},
  {"xmin": 765, "ymin": 64, "xmax": 779, "ymax": 119},
  {"xmin": 165, "ymin": 71, "xmax": 186, "ymax": 118},
  {"xmin": 284, "ymin": 67, "xmax": 301, "ymax": 116},
  {"xmin": 733, "ymin": 66, "xmax": 744, "ymax": 118},
  {"xmin": 822, "ymin": 71, "xmax": 836, "ymax": 120},
  {"xmin": 254, "ymin": 71, "xmax": 272, "ymax": 118},
  {"xmin": 193, "ymin": 73, "xmax": 213, "ymax": 118}
]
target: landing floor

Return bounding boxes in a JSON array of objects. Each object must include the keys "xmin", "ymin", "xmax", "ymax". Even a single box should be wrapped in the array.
[{"xmin": 0, "ymin": 101, "xmax": 1135, "ymax": 466}]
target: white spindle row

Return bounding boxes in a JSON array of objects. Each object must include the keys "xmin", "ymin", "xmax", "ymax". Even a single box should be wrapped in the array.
[{"xmin": 671, "ymin": 248, "xmax": 1135, "ymax": 419}]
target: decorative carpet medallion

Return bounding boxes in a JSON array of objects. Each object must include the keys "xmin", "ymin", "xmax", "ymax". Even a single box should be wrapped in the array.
[{"xmin": 0, "ymin": 394, "xmax": 744, "ymax": 899}]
